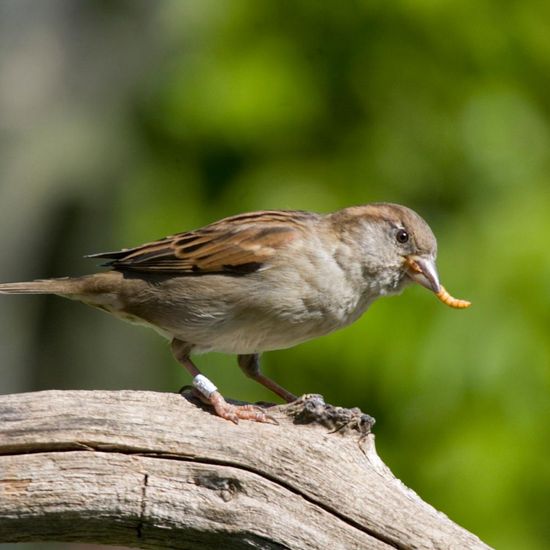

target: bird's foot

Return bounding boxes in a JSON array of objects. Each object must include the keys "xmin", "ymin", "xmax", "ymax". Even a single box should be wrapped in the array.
[
  {"xmin": 209, "ymin": 391, "xmax": 278, "ymax": 424},
  {"xmin": 179, "ymin": 384, "xmax": 278, "ymax": 424}
]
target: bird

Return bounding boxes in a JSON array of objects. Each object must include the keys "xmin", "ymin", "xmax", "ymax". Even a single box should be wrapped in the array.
[{"xmin": 0, "ymin": 203, "xmax": 470, "ymax": 422}]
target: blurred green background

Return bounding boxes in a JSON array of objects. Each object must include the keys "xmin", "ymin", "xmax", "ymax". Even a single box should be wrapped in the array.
[{"xmin": 1, "ymin": 1, "xmax": 549, "ymax": 549}]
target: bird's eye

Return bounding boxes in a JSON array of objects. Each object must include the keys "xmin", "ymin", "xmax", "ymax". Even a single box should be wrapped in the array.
[{"xmin": 396, "ymin": 229, "xmax": 409, "ymax": 244}]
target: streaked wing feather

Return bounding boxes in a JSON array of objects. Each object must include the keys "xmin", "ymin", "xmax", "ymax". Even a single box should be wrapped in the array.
[{"xmin": 88, "ymin": 210, "xmax": 316, "ymax": 275}]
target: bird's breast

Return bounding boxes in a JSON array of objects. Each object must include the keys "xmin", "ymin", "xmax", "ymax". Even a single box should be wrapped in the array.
[{"xmin": 112, "ymin": 242, "xmax": 381, "ymax": 354}]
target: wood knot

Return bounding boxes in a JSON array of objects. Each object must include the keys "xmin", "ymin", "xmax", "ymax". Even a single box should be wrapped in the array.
[
  {"xmin": 284, "ymin": 394, "xmax": 375, "ymax": 437},
  {"xmin": 194, "ymin": 474, "xmax": 244, "ymax": 502}
]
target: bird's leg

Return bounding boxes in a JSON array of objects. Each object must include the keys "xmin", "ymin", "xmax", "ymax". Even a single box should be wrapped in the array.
[
  {"xmin": 238, "ymin": 353, "xmax": 297, "ymax": 403},
  {"xmin": 171, "ymin": 339, "xmax": 275, "ymax": 424}
]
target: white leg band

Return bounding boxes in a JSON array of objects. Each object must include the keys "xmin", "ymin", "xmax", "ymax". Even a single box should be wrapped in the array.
[{"xmin": 193, "ymin": 374, "xmax": 218, "ymax": 399}]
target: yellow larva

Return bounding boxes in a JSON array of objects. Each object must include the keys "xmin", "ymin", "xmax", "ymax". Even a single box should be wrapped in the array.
[{"xmin": 436, "ymin": 286, "xmax": 471, "ymax": 309}]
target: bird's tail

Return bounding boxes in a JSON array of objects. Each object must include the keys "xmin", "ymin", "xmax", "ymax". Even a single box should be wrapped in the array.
[{"xmin": 0, "ymin": 277, "xmax": 84, "ymax": 295}]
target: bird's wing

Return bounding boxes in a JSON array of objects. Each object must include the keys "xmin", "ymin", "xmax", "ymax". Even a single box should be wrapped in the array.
[{"xmin": 87, "ymin": 210, "xmax": 317, "ymax": 275}]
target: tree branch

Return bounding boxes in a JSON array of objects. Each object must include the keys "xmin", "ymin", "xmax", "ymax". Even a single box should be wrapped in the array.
[{"xmin": 0, "ymin": 390, "xmax": 490, "ymax": 549}]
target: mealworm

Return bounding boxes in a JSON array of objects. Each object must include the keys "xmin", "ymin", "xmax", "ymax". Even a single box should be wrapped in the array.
[{"xmin": 436, "ymin": 286, "xmax": 471, "ymax": 309}]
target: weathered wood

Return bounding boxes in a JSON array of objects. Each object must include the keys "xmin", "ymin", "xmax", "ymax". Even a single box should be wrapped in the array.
[{"xmin": 0, "ymin": 390, "xmax": 491, "ymax": 549}]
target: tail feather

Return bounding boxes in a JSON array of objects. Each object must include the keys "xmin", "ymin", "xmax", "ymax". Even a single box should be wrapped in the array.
[{"xmin": 0, "ymin": 278, "xmax": 81, "ymax": 295}]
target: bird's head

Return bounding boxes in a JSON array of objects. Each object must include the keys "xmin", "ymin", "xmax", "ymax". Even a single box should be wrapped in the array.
[{"xmin": 332, "ymin": 203, "xmax": 470, "ymax": 308}]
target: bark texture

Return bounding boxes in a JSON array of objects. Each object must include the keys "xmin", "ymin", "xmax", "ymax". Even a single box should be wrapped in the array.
[{"xmin": 0, "ymin": 390, "xmax": 491, "ymax": 549}]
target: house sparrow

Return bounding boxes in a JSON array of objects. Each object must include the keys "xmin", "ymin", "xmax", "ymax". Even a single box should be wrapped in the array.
[{"xmin": 0, "ymin": 203, "xmax": 470, "ymax": 422}]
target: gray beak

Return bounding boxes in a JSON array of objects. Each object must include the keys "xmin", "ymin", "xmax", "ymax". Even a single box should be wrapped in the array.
[{"xmin": 405, "ymin": 255, "xmax": 441, "ymax": 293}]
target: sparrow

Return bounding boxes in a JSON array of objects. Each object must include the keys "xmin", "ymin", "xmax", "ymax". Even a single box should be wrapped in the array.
[{"xmin": 0, "ymin": 203, "xmax": 470, "ymax": 422}]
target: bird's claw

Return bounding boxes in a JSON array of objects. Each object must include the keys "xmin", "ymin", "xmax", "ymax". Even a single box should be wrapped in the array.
[{"xmin": 209, "ymin": 392, "xmax": 278, "ymax": 424}]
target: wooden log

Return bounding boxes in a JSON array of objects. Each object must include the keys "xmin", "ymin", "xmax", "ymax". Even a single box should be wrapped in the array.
[{"xmin": 0, "ymin": 390, "xmax": 491, "ymax": 549}]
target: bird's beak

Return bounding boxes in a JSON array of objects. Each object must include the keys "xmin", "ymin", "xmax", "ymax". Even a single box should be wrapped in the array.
[{"xmin": 404, "ymin": 255, "xmax": 441, "ymax": 293}]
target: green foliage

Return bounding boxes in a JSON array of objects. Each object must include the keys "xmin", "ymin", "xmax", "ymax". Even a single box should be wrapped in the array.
[
  {"xmin": 3, "ymin": 1, "xmax": 550, "ymax": 547},
  {"xmin": 122, "ymin": 4, "xmax": 549, "ymax": 546}
]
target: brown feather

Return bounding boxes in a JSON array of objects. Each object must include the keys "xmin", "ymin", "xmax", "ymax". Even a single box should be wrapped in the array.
[{"xmin": 88, "ymin": 210, "xmax": 318, "ymax": 275}]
